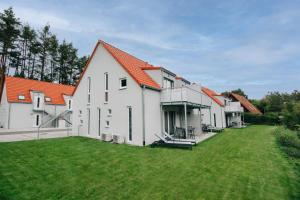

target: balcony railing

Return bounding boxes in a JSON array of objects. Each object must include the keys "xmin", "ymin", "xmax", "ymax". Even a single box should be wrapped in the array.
[
  {"xmin": 225, "ymin": 102, "xmax": 244, "ymax": 113},
  {"xmin": 161, "ymin": 86, "xmax": 212, "ymax": 107}
]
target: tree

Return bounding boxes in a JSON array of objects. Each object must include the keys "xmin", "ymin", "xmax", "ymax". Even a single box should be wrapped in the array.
[
  {"xmin": 18, "ymin": 24, "xmax": 36, "ymax": 77},
  {"xmin": 222, "ymin": 88, "xmax": 248, "ymax": 99},
  {"xmin": 72, "ymin": 55, "xmax": 88, "ymax": 84},
  {"xmin": 37, "ymin": 24, "xmax": 52, "ymax": 81},
  {"xmin": 48, "ymin": 35, "xmax": 58, "ymax": 81},
  {"xmin": 0, "ymin": 7, "xmax": 20, "ymax": 83}
]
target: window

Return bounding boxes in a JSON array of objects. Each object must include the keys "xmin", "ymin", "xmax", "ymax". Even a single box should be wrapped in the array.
[
  {"xmin": 105, "ymin": 120, "xmax": 110, "ymax": 128},
  {"xmin": 87, "ymin": 77, "xmax": 91, "ymax": 103},
  {"xmin": 18, "ymin": 95, "xmax": 25, "ymax": 100},
  {"xmin": 45, "ymin": 97, "xmax": 51, "ymax": 102},
  {"xmin": 68, "ymin": 99, "xmax": 72, "ymax": 110},
  {"xmin": 105, "ymin": 92, "xmax": 108, "ymax": 103},
  {"xmin": 120, "ymin": 78, "xmax": 127, "ymax": 89},
  {"xmin": 34, "ymin": 114, "xmax": 40, "ymax": 127},
  {"xmin": 213, "ymin": 113, "xmax": 217, "ymax": 127},
  {"xmin": 36, "ymin": 97, "xmax": 40, "ymax": 108},
  {"xmin": 104, "ymin": 73, "xmax": 108, "ymax": 91},
  {"xmin": 128, "ymin": 107, "xmax": 132, "ymax": 141},
  {"xmin": 104, "ymin": 73, "xmax": 108, "ymax": 103},
  {"xmin": 87, "ymin": 108, "xmax": 90, "ymax": 135},
  {"xmin": 163, "ymin": 78, "xmax": 174, "ymax": 89},
  {"xmin": 108, "ymin": 109, "xmax": 112, "ymax": 116}
]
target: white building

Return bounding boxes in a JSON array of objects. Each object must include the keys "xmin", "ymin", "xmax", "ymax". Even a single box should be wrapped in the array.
[
  {"xmin": 201, "ymin": 87, "xmax": 244, "ymax": 128},
  {"xmin": 0, "ymin": 76, "xmax": 74, "ymax": 129},
  {"xmin": 72, "ymin": 40, "xmax": 244, "ymax": 146}
]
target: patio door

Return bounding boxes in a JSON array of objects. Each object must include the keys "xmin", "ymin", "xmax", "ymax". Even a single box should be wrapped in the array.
[{"xmin": 164, "ymin": 111, "xmax": 175, "ymax": 135}]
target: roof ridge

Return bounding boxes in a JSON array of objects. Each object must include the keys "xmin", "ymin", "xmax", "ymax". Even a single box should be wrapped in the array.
[{"xmin": 6, "ymin": 76, "xmax": 75, "ymax": 88}]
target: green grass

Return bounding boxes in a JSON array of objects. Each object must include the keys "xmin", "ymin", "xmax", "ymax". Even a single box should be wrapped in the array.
[{"xmin": 0, "ymin": 125, "xmax": 299, "ymax": 200}]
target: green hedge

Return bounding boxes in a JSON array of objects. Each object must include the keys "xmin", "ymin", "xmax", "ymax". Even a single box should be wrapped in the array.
[
  {"xmin": 244, "ymin": 112, "xmax": 280, "ymax": 125},
  {"xmin": 274, "ymin": 127, "xmax": 300, "ymax": 158}
]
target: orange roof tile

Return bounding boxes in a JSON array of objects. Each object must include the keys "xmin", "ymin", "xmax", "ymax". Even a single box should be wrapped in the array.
[
  {"xmin": 5, "ymin": 76, "xmax": 74, "ymax": 105},
  {"xmin": 100, "ymin": 40, "xmax": 161, "ymax": 89},
  {"xmin": 73, "ymin": 40, "xmax": 161, "ymax": 95},
  {"xmin": 202, "ymin": 87, "xmax": 224, "ymax": 106},
  {"xmin": 231, "ymin": 93, "xmax": 262, "ymax": 115}
]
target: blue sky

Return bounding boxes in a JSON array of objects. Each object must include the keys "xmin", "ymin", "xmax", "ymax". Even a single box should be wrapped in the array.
[{"xmin": 1, "ymin": 0, "xmax": 300, "ymax": 99}]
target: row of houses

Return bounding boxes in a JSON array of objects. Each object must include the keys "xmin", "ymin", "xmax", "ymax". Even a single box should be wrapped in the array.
[{"xmin": 0, "ymin": 40, "xmax": 262, "ymax": 146}]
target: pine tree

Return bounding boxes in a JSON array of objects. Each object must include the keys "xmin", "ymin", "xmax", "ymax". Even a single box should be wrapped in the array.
[
  {"xmin": 0, "ymin": 7, "xmax": 20, "ymax": 88},
  {"xmin": 48, "ymin": 35, "xmax": 58, "ymax": 82},
  {"xmin": 37, "ymin": 24, "xmax": 51, "ymax": 81}
]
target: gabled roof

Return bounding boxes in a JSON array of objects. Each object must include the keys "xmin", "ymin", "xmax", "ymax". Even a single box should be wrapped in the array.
[
  {"xmin": 4, "ymin": 76, "xmax": 74, "ymax": 105},
  {"xmin": 230, "ymin": 93, "xmax": 262, "ymax": 115},
  {"xmin": 202, "ymin": 87, "xmax": 224, "ymax": 106},
  {"xmin": 73, "ymin": 40, "xmax": 161, "ymax": 95}
]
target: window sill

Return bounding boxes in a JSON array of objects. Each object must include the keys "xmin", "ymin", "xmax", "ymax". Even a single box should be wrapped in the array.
[{"xmin": 119, "ymin": 87, "xmax": 127, "ymax": 90}]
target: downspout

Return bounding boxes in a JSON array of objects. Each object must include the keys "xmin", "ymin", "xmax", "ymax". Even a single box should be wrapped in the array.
[{"xmin": 141, "ymin": 85, "xmax": 146, "ymax": 146}]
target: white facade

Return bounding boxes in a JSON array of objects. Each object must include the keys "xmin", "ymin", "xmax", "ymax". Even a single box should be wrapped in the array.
[
  {"xmin": 0, "ymin": 83, "xmax": 73, "ymax": 129},
  {"xmin": 72, "ymin": 44, "xmax": 153, "ymax": 146},
  {"xmin": 72, "ymin": 42, "xmax": 214, "ymax": 146}
]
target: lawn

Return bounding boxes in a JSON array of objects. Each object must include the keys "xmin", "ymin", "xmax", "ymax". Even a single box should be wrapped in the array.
[{"xmin": 0, "ymin": 125, "xmax": 299, "ymax": 200}]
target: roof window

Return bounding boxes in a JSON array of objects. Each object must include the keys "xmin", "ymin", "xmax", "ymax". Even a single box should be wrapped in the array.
[
  {"xmin": 45, "ymin": 97, "xmax": 51, "ymax": 102},
  {"xmin": 18, "ymin": 95, "xmax": 25, "ymax": 100}
]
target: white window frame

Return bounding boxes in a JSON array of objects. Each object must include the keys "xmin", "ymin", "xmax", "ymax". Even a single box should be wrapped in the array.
[
  {"xmin": 104, "ymin": 73, "xmax": 108, "ymax": 103},
  {"xmin": 119, "ymin": 78, "xmax": 127, "ymax": 89},
  {"xmin": 87, "ymin": 108, "xmax": 91, "ymax": 135},
  {"xmin": 128, "ymin": 106, "xmax": 132, "ymax": 142},
  {"xmin": 87, "ymin": 77, "xmax": 91, "ymax": 104},
  {"xmin": 33, "ymin": 114, "xmax": 41, "ymax": 127},
  {"xmin": 107, "ymin": 109, "xmax": 112, "ymax": 117},
  {"xmin": 105, "ymin": 120, "xmax": 110, "ymax": 128},
  {"xmin": 68, "ymin": 99, "xmax": 72, "ymax": 110}
]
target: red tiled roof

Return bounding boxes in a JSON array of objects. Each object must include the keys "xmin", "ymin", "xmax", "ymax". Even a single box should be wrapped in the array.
[
  {"xmin": 5, "ymin": 76, "xmax": 74, "ymax": 105},
  {"xmin": 202, "ymin": 87, "xmax": 224, "ymax": 106},
  {"xmin": 101, "ymin": 40, "xmax": 160, "ymax": 89},
  {"xmin": 73, "ymin": 40, "xmax": 161, "ymax": 95},
  {"xmin": 231, "ymin": 93, "xmax": 262, "ymax": 115}
]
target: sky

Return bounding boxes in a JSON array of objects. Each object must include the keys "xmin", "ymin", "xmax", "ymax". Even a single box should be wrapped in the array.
[{"xmin": 1, "ymin": 0, "xmax": 299, "ymax": 99}]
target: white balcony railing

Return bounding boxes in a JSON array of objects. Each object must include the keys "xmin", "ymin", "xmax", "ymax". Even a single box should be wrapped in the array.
[
  {"xmin": 161, "ymin": 86, "xmax": 212, "ymax": 107},
  {"xmin": 225, "ymin": 102, "xmax": 244, "ymax": 113}
]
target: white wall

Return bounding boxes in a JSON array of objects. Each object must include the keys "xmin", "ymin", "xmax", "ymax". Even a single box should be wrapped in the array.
[
  {"xmin": 0, "ymin": 84, "xmax": 9, "ymax": 128},
  {"xmin": 72, "ymin": 43, "xmax": 146, "ymax": 146},
  {"xmin": 201, "ymin": 100, "xmax": 226, "ymax": 128},
  {"xmin": 8, "ymin": 103, "xmax": 67, "ymax": 129},
  {"xmin": 144, "ymin": 88, "xmax": 161, "ymax": 144}
]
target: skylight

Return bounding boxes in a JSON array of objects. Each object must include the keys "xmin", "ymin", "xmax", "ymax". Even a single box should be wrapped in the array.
[
  {"xmin": 45, "ymin": 97, "xmax": 51, "ymax": 102},
  {"xmin": 18, "ymin": 95, "xmax": 25, "ymax": 100}
]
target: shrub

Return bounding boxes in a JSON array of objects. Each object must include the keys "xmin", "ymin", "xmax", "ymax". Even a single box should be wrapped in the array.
[
  {"xmin": 244, "ymin": 112, "xmax": 280, "ymax": 125},
  {"xmin": 274, "ymin": 127, "xmax": 300, "ymax": 158},
  {"xmin": 281, "ymin": 147, "xmax": 300, "ymax": 158},
  {"xmin": 278, "ymin": 133, "xmax": 300, "ymax": 148}
]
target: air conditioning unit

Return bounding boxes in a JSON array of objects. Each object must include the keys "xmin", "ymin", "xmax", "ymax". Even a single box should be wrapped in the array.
[
  {"xmin": 112, "ymin": 135, "xmax": 124, "ymax": 144},
  {"xmin": 104, "ymin": 134, "xmax": 112, "ymax": 142}
]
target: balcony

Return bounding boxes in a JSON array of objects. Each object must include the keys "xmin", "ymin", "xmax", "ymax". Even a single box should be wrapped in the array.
[
  {"xmin": 161, "ymin": 86, "xmax": 212, "ymax": 108},
  {"xmin": 225, "ymin": 102, "xmax": 244, "ymax": 113}
]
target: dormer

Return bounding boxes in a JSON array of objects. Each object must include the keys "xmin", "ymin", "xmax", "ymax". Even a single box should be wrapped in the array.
[
  {"xmin": 63, "ymin": 95, "xmax": 73, "ymax": 111},
  {"xmin": 31, "ymin": 91, "xmax": 44, "ymax": 111}
]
